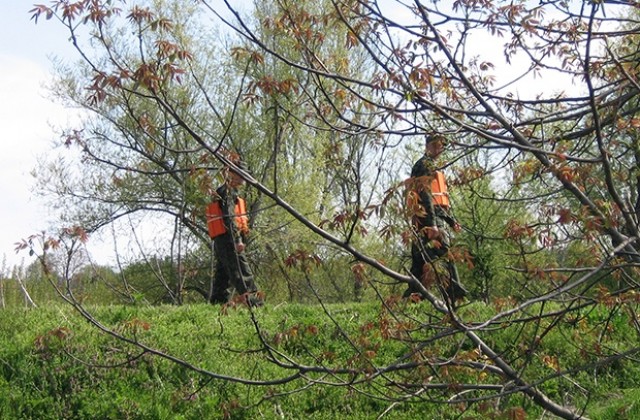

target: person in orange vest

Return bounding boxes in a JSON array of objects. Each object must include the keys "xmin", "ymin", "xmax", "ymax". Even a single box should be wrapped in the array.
[
  {"xmin": 206, "ymin": 160, "xmax": 262, "ymax": 306},
  {"xmin": 404, "ymin": 134, "xmax": 468, "ymax": 305}
]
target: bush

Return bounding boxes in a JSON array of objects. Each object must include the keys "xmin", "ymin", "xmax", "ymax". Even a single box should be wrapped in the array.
[{"xmin": 0, "ymin": 301, "xmax": 639, "ymax": 418}]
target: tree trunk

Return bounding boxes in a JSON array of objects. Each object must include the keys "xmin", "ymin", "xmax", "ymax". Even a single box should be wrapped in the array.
[
  {"xmin": 0, "ymin": 277, "xmax": 5, "ymax": 309},
  {"xmin": 16, "ymin": 273, "xmax": 36, "ymax": 308}
]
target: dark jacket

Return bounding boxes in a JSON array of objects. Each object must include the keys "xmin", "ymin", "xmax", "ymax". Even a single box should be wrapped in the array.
[{"xmin": 410, "ymin": 154, "xmax": 437, "ymax": 230}]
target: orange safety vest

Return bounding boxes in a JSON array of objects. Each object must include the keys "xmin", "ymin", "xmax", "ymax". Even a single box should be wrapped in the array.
[
  {"xmin": 405, "ymin": 171, "xmax": 450, "ymax": 221},
  {"xmin": 206, "ymin": 197, "xmax": 249, "ymax": 238},
  {"xmin": 235, "ymin": 198, "xmax": 249, "ymax": 234},
  {"xmin": 430, "ymin": 171, "xmax": 450, "ymax": 208}
]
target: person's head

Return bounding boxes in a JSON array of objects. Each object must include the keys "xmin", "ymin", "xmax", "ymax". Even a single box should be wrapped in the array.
[{"xmin": 425, "ymin": 134, "xmax": 446, "ymax": 158}]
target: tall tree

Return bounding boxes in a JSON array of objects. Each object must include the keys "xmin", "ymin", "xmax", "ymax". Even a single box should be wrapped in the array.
[{"xmin": 29, "ymin": 1, "xmax": 640, "ymax": 418}]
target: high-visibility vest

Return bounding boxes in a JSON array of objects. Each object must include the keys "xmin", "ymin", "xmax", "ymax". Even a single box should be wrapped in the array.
[
  {"xmin": 206, "ymin": 198, "xmax": 249, "ymax": 238},
  {"xmin": 431, "ymin": 171, "xmax": 450, "ymax": 208},
  {"xmin": 235, "ymin": 198, "xmax": 249, "ymax": 234}
]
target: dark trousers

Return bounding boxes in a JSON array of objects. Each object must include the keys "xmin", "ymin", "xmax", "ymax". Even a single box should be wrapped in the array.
[
  {"xmin": 404, "ymin": 235, "xmax": 467, "ymax": 302},
  {"xmin": 210, "ymin": 235, "xmax": 257, "ymax": 303}
]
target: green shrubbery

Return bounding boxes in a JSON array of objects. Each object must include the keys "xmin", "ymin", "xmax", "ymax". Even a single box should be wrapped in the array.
[{"xmin": 0, "ymin": 301, "xmax": 639, "ymax": 419}]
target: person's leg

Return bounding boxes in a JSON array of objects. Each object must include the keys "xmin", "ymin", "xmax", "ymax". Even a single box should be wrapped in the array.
[
  {"xmin": 405, "ymin": 242, "xmax": 427, "ymax": 298},
  {"xmin": 225, "ymin": 247, "xmax": 262, "ymax": 306},
  {"xmin": 446, "ymin": 261, "xmax": 468, "ymax": 301},
  {"xmin": 211, "ymin": 238, "xmax": 234, "ymax": 304},
  {"xmin": 231, "ymin": 251, "xmax": 257, "ymax": 295},
  {"xmin": 210, "ymin": 258, "xmax": 230, "ymax": 304},
  {"xmin": 434, "ymin": 218, "xmax": 468, "ymax": 303}
]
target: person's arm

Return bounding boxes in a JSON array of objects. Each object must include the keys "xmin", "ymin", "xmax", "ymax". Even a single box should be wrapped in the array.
[
  {"xmin": 418, "ymin": 188, "xmax": 437, "ymax": 228},
  {"xmin": 230, "ymin": 195, "xmax": 248, "ymax": 253},
  {"xmin": 217, "ymin": 186, "xmax": 238, "ymax": 235},
  {"xmin": 437, "ymin": 207, "xmax": 456, "ymax": 227}
]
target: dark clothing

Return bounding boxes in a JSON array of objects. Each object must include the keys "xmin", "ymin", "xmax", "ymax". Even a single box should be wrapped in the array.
[
  {"xmin": 409, "ymin": 154, "xmax": 438, "ymax": 229},
  {"xmin": 404, "ymin": 154, "xmax": 467, "ymax": 303},
  {"xmin": 210, "ymin": 184, "xmax": 258, "ymax": 304}
]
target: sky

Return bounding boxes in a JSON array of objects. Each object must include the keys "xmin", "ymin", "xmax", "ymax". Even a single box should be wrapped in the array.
[
  {"xmin": 0, "ymin": 1, "xmax": 553, "ymax": 272},
  {"xmin": 0, "ymin": 1, "xmax": 604, "ymax": 273},
  {"xmin": 0, "ymin": 2, "xmax": 237, "ymax": 272},
  {"xmin": 0, "ymin": 2, "xmax": 78, "ymax": 270}
]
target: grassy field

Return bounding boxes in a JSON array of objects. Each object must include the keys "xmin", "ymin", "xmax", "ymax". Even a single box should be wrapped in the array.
[{"xmin": 1, "ymin": 300, "xmax": 639, "ymax": 419}]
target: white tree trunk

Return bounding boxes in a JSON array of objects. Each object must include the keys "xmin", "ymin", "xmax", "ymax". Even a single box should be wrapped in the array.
[
  {"xmin": 0, "ymin": 278, "xmax": 5, "ymax": 309},
  {"xmin": 16, "ymin": 273, "xmax": 36, "ymax": 308}
]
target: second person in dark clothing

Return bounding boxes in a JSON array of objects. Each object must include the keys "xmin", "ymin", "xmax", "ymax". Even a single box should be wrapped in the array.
[
  {"xmin": 404, "ymin": 134, "xmax": 468, "ymax": 306},
  {"xmin": 206, "ymin": 160, "xmax": 262, "ymax": 306}
]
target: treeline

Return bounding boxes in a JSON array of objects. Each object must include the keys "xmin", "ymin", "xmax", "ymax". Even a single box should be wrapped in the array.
[{"xmin": 1, "ymin": 198, "xmax": 626, "ymax": 309}]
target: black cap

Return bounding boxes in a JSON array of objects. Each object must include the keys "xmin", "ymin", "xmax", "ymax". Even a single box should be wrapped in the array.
[{"xmin": 425, "ymin": 133, "xmax": 447, "ymax": 145}]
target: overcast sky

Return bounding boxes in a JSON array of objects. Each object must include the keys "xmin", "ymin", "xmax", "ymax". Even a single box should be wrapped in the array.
[{"xmin": 0, "ymin": 3, "xmax": 75, "ymax": 269}]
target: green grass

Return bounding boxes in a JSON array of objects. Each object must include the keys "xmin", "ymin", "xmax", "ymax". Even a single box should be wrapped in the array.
[{"xmin": 0, "ymin": 300, "xmax": 639, "ymax": 419}]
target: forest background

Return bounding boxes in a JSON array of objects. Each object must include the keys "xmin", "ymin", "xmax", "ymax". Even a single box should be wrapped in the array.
[{"xmin": 2, "ymin": 1, "xmax": 640, "ymax": 419}]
